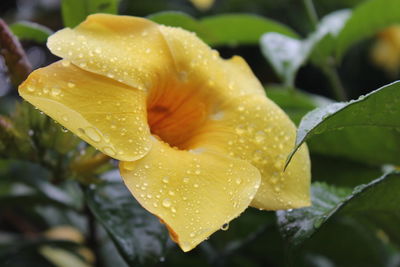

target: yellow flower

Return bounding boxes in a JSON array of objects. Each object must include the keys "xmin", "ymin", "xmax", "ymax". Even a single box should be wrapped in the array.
[
  {"xmin": 189, "ymin": 0, "xmax": 215, "ymax": 11},
  {"xmin": 18, "ymin": 14, "xmax": 310, "ymax": 251},
  {"xmin": 371, "ymin": 25, "xmax": 400, "ymax": 76}
]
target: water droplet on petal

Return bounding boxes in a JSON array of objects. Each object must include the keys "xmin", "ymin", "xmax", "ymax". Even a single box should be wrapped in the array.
[
  {"xmin": 162, "ymin": 198, "xmax": 171, "ymax": 208},
  {"xmin": 61, "ymin": 115, "xmax": 69, "ymax": 122},
  {"xmin": 61, "ymin": 60, "xmax": 70, "ymax": 67},
  {"xmin": 85, "ymin": 127, "xmax": 101, "ymax": 142},
  {"xmin": 103, "ymin": 147, "xmax": 116, "ymax": 156},
  {"xmin": 221, "ymin": 223, "xmax": 229, "ymax": 231}
]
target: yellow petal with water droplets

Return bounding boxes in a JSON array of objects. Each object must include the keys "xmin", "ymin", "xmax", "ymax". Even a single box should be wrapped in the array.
[
  {"xmin": 47, "ymin": 14, "xmax": 175, "ymax": 91},
  {"xmin": 18, "ymin": 60, "xmax": 151, "ymax": 161},
  {"xmin": 119, "ymin": 138, "xmax": 261, "ymax": 252},
  {"xmin": 158, "ymin": 26, "xmax": 265, "ymax": 99},
  {"xmin": 188, "ymin": 94, "xmax": 311, "ymax": 210}
]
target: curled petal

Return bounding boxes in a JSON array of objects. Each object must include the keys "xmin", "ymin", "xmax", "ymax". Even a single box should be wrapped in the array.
[
  {"xmin": 190, "ymin": 95, "xmax": 311, "ymax": 210},
  {"xmin": 119, "ymin": 138, "xmax": 261, "ymax": 251},
  {"xmin": 158, "ymin": 26, "xmax": 266, "ymax": 99},
  {"xmin": 19, "ymin": 61, "xmax": 151, "ymax": 161},
  {"xmin": 47, "ymin": 14, "xmax": 175, "ymax": 91}
]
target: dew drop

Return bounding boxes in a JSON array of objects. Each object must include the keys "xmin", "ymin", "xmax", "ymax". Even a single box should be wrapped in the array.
[
  {"xmin": 162, "ymin": 198, "xmax": 172, "ymax": 208},
  {"xmin": 162, "ymin": 176, "xmax": 169, "ymax": 183},
  {"xmin": 61, "ymin": 115, "xmax": 69, "ymax": 122},
  {"xmin": 235, "ymin": 177, "xmax": 242, "ymax": 185},
  {"xmin": 183, "ymin": 177, "xmax": 190, "ymax": 183},
  {"xmin": 221, "ymin": 223, "xmax": 229, "ymax": 231},
  {"xmin": 61, "ymin": 60, "xmax": 70, "ymax": 67},
  {"xmin": 27, "ymin": 86, "xmax": 35, "ymax": 92},
  {"xmin": 103, "ymin": 147, "xmax": 116, "ymax": 156},
  {"xmin": 84, "ymin": 127, "xmax": 101, "ymax": 142},
  {"xmin": 67, "ymin": 82, "xmax": 75, "ymax": 88}
]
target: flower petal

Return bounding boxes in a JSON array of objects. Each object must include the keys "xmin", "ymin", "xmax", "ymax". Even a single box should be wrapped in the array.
[
  {"xmin": 18, "ymin": 60, "xmax": 151, "ymax": 161},
  {"xmin": 189, "ymin": 95, "xmax": 311, "ymax": 210},
  {"xmin": 119, "ymin": 138, "xmax": 261, "ymax": 252},
  {"xmin": 158, "ymin": 26, "xmax": 266, "ymax": 99},
  {"xmin": 47, "ymin": 14, "xmax": 175, "ymax": 91},
  {"xmin": 157, "ymin": 26, "xmax": 310, "ymax": 209}
]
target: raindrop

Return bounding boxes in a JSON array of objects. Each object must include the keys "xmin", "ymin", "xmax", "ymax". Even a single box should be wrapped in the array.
[
  {"xmin": 50, "ymin": 88, "xmax": 61, "ymax": 97},
  {"xmin": 61, "ymin": 115, "xmax": 69, "ymax": 122},
  {"xmin": 84, "ymin": 127, "xmax": 101, "ymax": 142},
  {"xmin": 162, "ymin": 198, "xmax": 172, "ymax": 208},
  {"xmin": 27, "ymin": 86, "xmax": 35, "ymax": 92},
  {"xmin": 221, "ymin": 223, "xmax": 229, "ymax": 231},
  {"xmin": 103, "ymin": 147, "xmax": 116, "ymax": 156},
  {"xmin": 61, "ymin": 60, "xmax": 70, "ymax": 67},
  {"xmin": 162, "ymin": 177, "xmax": 169, "ymax": 183},
  {"xmin": 67, "ymin": 82, "xmax": 75, "ymax": 88}
]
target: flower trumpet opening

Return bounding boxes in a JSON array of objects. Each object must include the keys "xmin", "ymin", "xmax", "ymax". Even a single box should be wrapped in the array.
[{"xmin": 146, "ymin": 80, "xmax": 211, "ymax": 150}]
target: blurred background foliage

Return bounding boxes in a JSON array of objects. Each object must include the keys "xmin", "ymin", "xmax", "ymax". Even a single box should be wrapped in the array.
[{"xmin": 1, "ymin": 0, "xmax": 400, "ymax": 266}]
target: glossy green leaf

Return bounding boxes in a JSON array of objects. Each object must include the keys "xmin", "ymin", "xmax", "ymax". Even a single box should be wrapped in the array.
[
  {"xmin": 61, "ymin": 0, "xmax": 119, "ymax": 28},
  {"xmin": 260, "ymin": 10, "xmax": 350, "ymax": 86},
  {"xmin": 0, "ymin": 160, "xmax": 80, "ymax": 208},
  {"xmin": 86, "ymin": 182, "xmax": 168, "ymax": 266},
  {"xmin": 288, "ymin": 81, "xmax": 400, "ymax": 167},
  {"xmin": 336, "ymin": 0, "xmax": 400, "ymax": 59},
  {"xmin": 266, "ymin": 86, "xmax": 331, "ymax": 125},
  {"xmin": 149, "ymin": 11, "xmax": 298, "ymax": 47},
  {"xmin": 309, "ymin": 10, "xmax": 352, "ymax": 64},
  {"xmin": 277, "ymin": 171, "xmax": 400, "ymax": 247},
  {"xmin": 10, "ymin": 22, "xmax": 53, "ymax": 43}
]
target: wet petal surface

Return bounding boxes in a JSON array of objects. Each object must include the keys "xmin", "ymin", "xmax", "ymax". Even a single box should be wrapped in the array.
[
  {"xmin": 47, "ymin": 14, "xmax": 176, "ymax": 91},
  {"xmin": 120, "ymin": 138, "xmax": 261, "ymax": 251},
  {"xmin": 19, "ymin": 61, "xmax": 151, "ymax": 161},
  {"xmin": 190, "ymin": 95, "xmax": 311, "ymax": 210}
]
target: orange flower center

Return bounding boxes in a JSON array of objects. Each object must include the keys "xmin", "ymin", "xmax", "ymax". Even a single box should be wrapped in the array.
[{"xmin": 147, "ymin": 82, "xmax": 212, "ymax": 150}]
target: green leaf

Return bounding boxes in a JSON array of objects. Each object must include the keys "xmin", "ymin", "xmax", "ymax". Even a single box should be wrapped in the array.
[
  {"xmin": 260, "ymin": 10, "xmax": 350, "ymax": 86},
  {"xmin": 309, "ymin": 10, "xmax": 352, "ymax": 64},
  {"xmin": 10, "ymin": 22, "xmax": 53, "ymax": 43},
  {"xmin": 287, "ymin": 81, "xmax": 400, "ymax": 167},
  {"xmin": 260, "ymin": 34, "xmax": 306, "ymax": 86},
  {"xmin": 265, "ymin": 86, "xmax": 331, "ymax": 125},
  {"xmin": 149, "ymin": 11, "xmax": 298, "ymax": 47},
  {"xmin": 0, "ymin": 160, "xmax": 81, "ymax": 209},
  {"xmin": 86, "ymin": 182, "xmax": 168, "ymax": 266},
  {"xmin": 277, "ymin": 171, "xmax": 400, "ymax": 247},
  {"xmin": 61, "ymin": 0, "xmax": 119, "ymax": 28},
  {"xmin": 336, "ymin": 0, "xmax": 400, "ymax": 59},
  {"xmin": 311, "ymin": 155, "xmax": 382, "ymax": 188}
]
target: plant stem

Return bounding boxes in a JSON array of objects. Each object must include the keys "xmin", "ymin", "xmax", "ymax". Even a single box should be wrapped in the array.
[
  {"xmin": 303, "ymin": 0, "xmax": 319, "ymax": 29},
  {"xmin": 321, "ymin": 60, "xmax": 348, "ymax": 101},
  {"xmin": 302, "ymin": 0, "xmax": 348, "ymax": 101}
]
